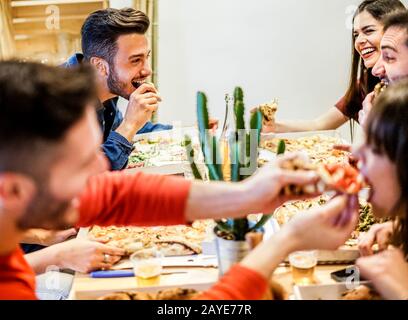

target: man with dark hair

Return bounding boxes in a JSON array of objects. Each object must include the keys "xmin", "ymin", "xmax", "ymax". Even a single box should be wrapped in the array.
[
  {"xmin": 1, "ymin": 61, "xmax": 351, "ymax": 300},
  {"xmin": 20, "ymin": 8, "xmax": 165, "ymax": 281},
  {"xmin": 360, "ymin": 10, "xmax": 408, "ymax": 125},
  {"xmin": 372, "ymin": 9, "xmax": 408, "ymax": 83},
  {"xmin": 65, "ymin": 8, "xmax": 171, "ymax": 171}
]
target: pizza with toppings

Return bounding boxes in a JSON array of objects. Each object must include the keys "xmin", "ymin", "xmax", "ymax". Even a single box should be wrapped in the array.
[
  {"xmin": 273, "ymin": 196, "xmax": 379, "ymax": 246},
  {"xmin": 318, "ymin": 163, "xmax": 364, "ymax": 195},
  {"xmin": 88, "ymin": 220, "xmax": 214, "ymax": 257},
  {"xmin": 98, "ymin": 288, "xmax": 200, "ymax": 300},
  {"xmin": 278, "ymin": 156, "xmax": 364, "ymax": 196},
  {"xmin": 341, "ymin": 285, "xmax": 382, "ymax": 300},
  {"xmin": 274, "ymin": 195, "xmax": 330, "ymax": 225},
  {"xmin": 261, "ymin": 134, "xmax": 349, "ymax": 165},
  {"xmin": 127, "ymin": 137, "xmax": 199, "ymax": 169}
]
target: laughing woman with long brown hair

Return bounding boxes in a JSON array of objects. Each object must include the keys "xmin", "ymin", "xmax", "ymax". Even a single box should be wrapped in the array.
[{"xmin": 263, "ymin": 0, "xmax": 405, "ymax": 135}]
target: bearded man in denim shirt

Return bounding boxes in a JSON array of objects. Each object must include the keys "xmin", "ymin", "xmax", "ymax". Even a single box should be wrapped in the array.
[{"xmin": 64, "ymin": 8, "xmax": 172, "ymax": 171}]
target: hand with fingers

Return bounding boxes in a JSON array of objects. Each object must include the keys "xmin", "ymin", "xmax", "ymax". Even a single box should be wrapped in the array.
[
  {"xmin": 283, "ymin": 195, "xmax": 360, "ymax": 251},
  {"xmin": 250, "ymin": 106, "xmax": 276, "ymax": 133},
  {"xmin": 356, "ymin": 247, "xmax": 408, "ymax": 300},
  {"xmin": 116, "ymin": 82, "xmax": 162, "ymax": 141},
  {"xmin": 359, "ymin": 91, "xmax": 375, "ymax": 129},
  {"xmin": 239, "ymin": 195, "xmax": 359, "ymax": 281},
  {"xmin": 54, "ymin": 239, "xmax": 125, "ymax": 273},
  {"xmin": 332, "ymin": 144, "xmax": 359, "ymax": 167},
  {"xmin": 246, "ymin": 153, "xmax": 321, "ymax": 214},
  {"xmin": 358, "ymin": 221, "xmax": 394, "ymax": 256}
]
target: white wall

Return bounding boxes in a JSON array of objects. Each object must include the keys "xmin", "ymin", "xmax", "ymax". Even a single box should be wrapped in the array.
[
  {"xmin": 156, "ymin": 0, "xmax": 394, "ymax": 141},
  {"xmin": 110, "ymin": 0, "xmax": 133, "ymax": 8},
  {"xmin": 114, "ymin": 0, "xmax": 408, "ymax": 142}
]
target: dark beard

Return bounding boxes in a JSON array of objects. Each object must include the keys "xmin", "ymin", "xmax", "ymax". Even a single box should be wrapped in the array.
[
  {"xmin": 17, "ymin": 182, "xmax": 74, "ymax": 231},
  {"xmin": 107, "ymin": 63, "xmax": 131, "ymax": 100}
]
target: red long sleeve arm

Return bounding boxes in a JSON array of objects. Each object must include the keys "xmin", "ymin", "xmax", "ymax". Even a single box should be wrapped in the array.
[
  {"xmin": 195, "ymin": 264, "xmax": 268, "ymax": 300},
  {"xmin": 0, "ymin": 248, "xmax": 37, "ymax": 300},
  {"xmin": 76, "ymin": 171, "xmax": 192, "ymax": 228}
]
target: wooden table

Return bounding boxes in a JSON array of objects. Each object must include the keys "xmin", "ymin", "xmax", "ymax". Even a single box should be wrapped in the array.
[
  {"xmin": 70, "ymin": 266, "xmax": 219, "ymax": 300},
  {"xmin": 71, "ymin": 223, "xmax": 350, "ymax": 299},
  {"xmin": 69, "ymin": 262, "xmax": 349, "ymax": 300}
]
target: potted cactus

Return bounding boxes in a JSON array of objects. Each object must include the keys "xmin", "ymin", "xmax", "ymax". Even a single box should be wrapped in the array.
[{"xmin": 184, "ymin": 87, "xmax": 273, "ymax": 274}]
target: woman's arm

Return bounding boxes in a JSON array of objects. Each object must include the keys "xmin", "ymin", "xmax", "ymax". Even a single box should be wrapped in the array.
[
  {"xmin": 265, "ymin": 107, "xmax": 349, "ymax": 133},
  {"xmin": 21, "ymin": 228, "xmax": 77, "ymax": 246},
  {"xmin": 196, "ymin": 196, "xmax": 358, "ymax": 300}
]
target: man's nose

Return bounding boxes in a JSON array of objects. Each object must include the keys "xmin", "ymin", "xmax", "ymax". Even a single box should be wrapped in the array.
[
  {"xmin": 372, "ymin": 56, "xmax": 386, "ymax": 78},
  {"xmin": 141, "ymin": 60, "xmax": 152, "ymax": 77}
]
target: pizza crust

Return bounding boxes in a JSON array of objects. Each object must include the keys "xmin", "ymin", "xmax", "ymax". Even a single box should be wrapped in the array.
[
  {"xmin": 374, "ymin": 81, "xmax": 388, "ymax": 99},
  {"xmin": 341, "ymin": 285, "xmax": 382, "ymax": 300},
  {"xmin": 98, "ymin": 288, "xmax": 200, "ymax": 300}
]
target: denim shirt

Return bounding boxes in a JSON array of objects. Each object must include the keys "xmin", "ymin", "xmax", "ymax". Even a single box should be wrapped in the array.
[{"xmin": 63, "ymin": 53, "xmax": 173, "ymax": 170}]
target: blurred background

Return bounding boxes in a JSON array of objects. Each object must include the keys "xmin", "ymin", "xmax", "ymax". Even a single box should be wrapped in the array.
[{"xmin": 2, "ymin": 0, "xmax": 406, "ymax": 141}]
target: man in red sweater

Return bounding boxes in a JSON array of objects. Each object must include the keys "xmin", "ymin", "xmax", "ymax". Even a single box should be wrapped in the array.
[{"xmin": 0, "ymin": 61, "xmax": 358, "ymax": 300}]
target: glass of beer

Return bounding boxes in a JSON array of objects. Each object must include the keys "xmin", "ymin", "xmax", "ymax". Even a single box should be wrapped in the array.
[
  {"xmin": 288, "ymin": 250, "xmax": 317, "ymax": 285},
  {"xmin": 130, "ymin": 247, "xmax": 163, "ymax": 286}
]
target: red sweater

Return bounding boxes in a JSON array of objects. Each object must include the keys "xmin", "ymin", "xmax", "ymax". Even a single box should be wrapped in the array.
[{"xmin": 0, "ymin": 172, "xmax": 268, "ymax": 300}]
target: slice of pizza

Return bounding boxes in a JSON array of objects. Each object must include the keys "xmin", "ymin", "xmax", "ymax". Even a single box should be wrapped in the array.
[
  {"xmin": 98, "ymin": 289, "xmax": 200, "ymax": 300},
  {"xmin": 155, "ymin": 288, "xmax": 200, "ymax": 300},
  {"xmin": 279, "ymin": 156, "xmax": 364, "ymax": 196},
  {"xmin": 341, "ymin": 285, "xmax": 382, "ymax": 300},
  {"xmin": 97, "ymin": 292, "xmax": 133, "ymax": 300},
  {"xmin": 153, "ymin": 237, "xmax": 202, "ymax": 256},
  {"xmin": 107, "ymin": 239, "xmax": 145, "ymax": 255},
  {"xmin": 374, "ymin": 80, "xmax": 388, "ymax": 99},
  {"xmin": 98, "ymin": 292, "xmax": 154, "ymax": 300},
  {"xmin": 259, "ymin": 99, "xmax": 278, "ymax": 124},
  {"xmin": 317, "ymin": 163, "xmax": 364, "ymax": 194},
  {"xmin": 279, "ymin": 156, "xmax": 322, "ymax": 196}
]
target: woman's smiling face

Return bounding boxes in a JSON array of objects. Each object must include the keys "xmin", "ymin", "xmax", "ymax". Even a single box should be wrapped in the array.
[{"xmin": 354, "ymin": 10, "xmax": 384, "ymax": 69}]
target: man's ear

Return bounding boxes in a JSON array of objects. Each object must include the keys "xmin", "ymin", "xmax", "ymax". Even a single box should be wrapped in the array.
[
  {"xmin": 89, "ymin": 57, "xmax": 109, "ymax": 77},
  {"xmin": 0, "ymin": 173, "xmax": 36, "ymax": 219}
]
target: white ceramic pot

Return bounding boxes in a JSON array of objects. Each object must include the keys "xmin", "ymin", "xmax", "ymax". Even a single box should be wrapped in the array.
[{"xmin": 214, "ymin": 236, "xmax": 250, "ymax": 276}]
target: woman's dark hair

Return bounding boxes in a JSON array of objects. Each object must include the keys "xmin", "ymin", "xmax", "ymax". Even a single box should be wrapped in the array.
[
  {"xmin": 366, "ymin": 80, "xmax": 408, "ymax": 256},
  {"xmin": 343, "ymin": 0, "xmax": 405, "ymax": 125},
  {"xmin": 81, "ymin": 8, "xmax": 150, "ymax": 63}
]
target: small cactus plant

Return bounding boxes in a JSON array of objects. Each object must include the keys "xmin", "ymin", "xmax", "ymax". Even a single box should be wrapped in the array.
[{"xmin": 185, "ymin": 87, "xmax": 272, "ymax": 241}]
